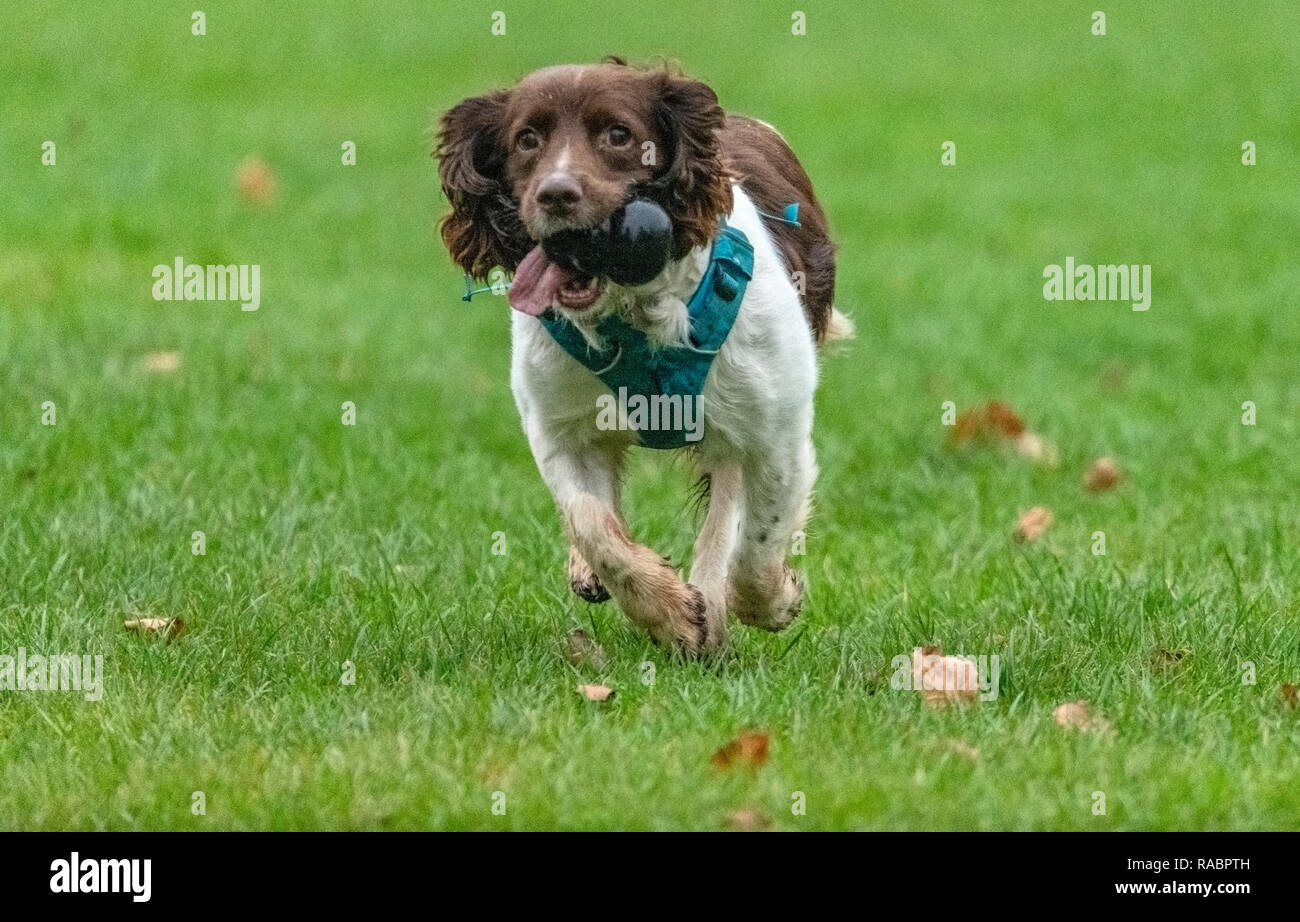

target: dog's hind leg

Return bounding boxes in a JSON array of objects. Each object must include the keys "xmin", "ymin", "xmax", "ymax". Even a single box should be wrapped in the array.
[
  {"xmin": 688, "ymin": 463, "xmax": 742, "ymax": 646},
  {"xmin": 728, "ymin": 434, "xmax": 816, "ymax": 632}
]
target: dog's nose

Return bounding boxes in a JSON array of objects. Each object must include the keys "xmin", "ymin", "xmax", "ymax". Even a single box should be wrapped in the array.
[{"xmin": 536, "ymin": 175, "xmax": 582, "ymax": 213}]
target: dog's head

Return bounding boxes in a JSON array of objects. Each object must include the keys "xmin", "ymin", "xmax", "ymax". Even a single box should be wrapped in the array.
[{"xmin": 435, "ymin": 59, "xmax": 733, "ymax": 317}]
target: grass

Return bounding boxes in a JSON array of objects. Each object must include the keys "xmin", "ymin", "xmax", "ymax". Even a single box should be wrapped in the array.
[{"xmin": 1, "ymin": 0, "xmax": 1298, "ymax": 830}]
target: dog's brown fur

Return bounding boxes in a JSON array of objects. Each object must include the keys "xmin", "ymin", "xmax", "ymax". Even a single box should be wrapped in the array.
[{"xmin": 434, "ymin": 59, "xmax": 837, "ymax": 343}]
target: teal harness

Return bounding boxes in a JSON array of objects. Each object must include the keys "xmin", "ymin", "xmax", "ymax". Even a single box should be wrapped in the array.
[{"xmin": 539, "ymin": 222, "xmax": 754, "ymax": 449}]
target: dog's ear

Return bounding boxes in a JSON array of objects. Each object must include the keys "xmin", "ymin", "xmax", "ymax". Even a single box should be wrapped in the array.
[
  {"xmin": 648, "ymin": 72, "xmax": 734, "ymax": 257},
  {"xmin": 434, "ymin": 90, "xmax": 530, "ymax": 279}
]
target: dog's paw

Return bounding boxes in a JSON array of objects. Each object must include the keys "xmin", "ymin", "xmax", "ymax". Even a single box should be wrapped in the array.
[
  {"xmin": 730, "ymin": 567, "xmax": 804, "ymax": 632},
  {"xmin": 568, "ymin": 546, "xmax": 610, "ymax": 603},
  {"xmin": 645, "ymin": 582, "xmax": 727, "ymax": 656}
]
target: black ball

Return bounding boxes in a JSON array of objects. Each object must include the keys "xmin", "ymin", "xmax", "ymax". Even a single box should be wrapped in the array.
[
  {"xmin": 539, "ymin": 197, "xmax": 672, "ymax": 287},
  {"xmin": 540, "ymin": 225, "xmax": 609, "ymax": 279},
  {"xmin": 605, "ymin": 198, "xmax": 672, "ymax": 286}
]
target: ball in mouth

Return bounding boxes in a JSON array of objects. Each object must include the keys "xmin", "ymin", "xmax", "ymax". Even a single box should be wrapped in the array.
[
  {"xmin": 506, "ymin": 198, "xmax": 674, "ymax": 316},
  {"xmin": 507, "ymin": 245, "xmax": 607, "ymax": 315}
]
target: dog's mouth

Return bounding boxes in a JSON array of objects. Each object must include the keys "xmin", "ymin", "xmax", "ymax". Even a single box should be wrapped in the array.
[{"xmin": 508, "ymin": 245, "xmax": 606, "ymax": 316}]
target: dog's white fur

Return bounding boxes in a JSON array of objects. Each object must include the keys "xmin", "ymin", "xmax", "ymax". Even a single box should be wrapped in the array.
[{"xmin": 511, "ymin": 185, "xmax": 835, "ymax": 652}]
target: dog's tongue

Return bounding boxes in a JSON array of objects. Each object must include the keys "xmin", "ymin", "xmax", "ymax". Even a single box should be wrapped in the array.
[{"xmin": 509, "ymin": 246, "xmax": 574, "ymax": 316}]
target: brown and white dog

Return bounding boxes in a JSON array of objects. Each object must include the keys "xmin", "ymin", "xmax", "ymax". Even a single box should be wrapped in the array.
[{"xmin": 435, "ymin": 58, "xmax": 850, "ymax": 653}]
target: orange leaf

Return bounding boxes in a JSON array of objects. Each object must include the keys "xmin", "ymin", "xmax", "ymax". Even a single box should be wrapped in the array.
[
  {"xmin": 711, "ymin": 731, "xmax": 770, "ymax": 770},
  {"xmin": 912, "ymin": 647, "xmax": 980, "ymax": 705},
  {"xmin": 1085, "ymin": 457, "xmax": 1122, "ymax": 492},
  {"xmin": 235, "ymin": 156, "xmax": 277, "ymax": 205},
  {"xmin": 576, "ymin": 683, "xmax": 614, "ymax": 702},
  {"xmin": 985, "ymin": 400, "xmax": 1026, "ymax": 438},
  {"xmin": 1014, "ymin": 506, "xmax": 1053, "ymax": 542},
  {"xmin": 951, "ymin": 400, "xmax": 1026, "ymax": 444},
  {"xmin": 123, "ymin": 617, "xmax": 187, "ymax": 642}
]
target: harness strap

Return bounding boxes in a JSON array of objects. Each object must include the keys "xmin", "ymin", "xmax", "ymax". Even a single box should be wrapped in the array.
[{"xmin": 539, "ymin": 222, "xmax": 754, "ymax": 449}]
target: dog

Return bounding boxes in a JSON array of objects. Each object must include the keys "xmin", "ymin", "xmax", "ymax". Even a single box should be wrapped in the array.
[{"xmin": 435, "ymin": 58, "xmax": 850, "ymax": 653}]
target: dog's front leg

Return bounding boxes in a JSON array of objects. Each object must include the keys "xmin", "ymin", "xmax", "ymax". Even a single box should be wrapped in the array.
[{"xmin": 531, "ymin": 437, "xmax": 713, "ymax": 653}]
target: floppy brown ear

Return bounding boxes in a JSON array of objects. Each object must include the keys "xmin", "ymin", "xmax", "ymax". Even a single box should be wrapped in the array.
[
  {"xmin": 647, "ymin": 73, "xmax": 734, "ymax": 257},
  {"xmin": 434, "ymin": 90, "xmax": 531, "ymax": 279}
]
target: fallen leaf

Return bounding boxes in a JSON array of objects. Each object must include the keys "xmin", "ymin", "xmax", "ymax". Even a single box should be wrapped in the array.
[
  {"xmin": 985, "ymin": 400, "xmax": 1026, "ymax": 438},
  {"xmin": 912, "ymin": 647, "xmax": 980, "ymax": 705},
  {"xmin": 123, "ymin": 617, "xmax": 186, "ymax": 642},
  {"xmin": 1282, "ymin": 684, "xmax": 1298, "ymax": 708},
  {"xmin": 561, "ymin": 629, "xmax": 608, "ymax": 670},
  {"xmin": 1014, "ymin": 506, "xmax": 1054, "ymax": 542},
  {"xmin": 725, "ymin": 807, "xmax": 771, "ymax": 831},
  {"xmin": 711, "ymin": 731, "xmax": 770, "ymax": 770},
  {"xmin": 951, "ymin": 400, "xmax": 1026, "ymax": 444},
  {"xmin": 1014, "ymin": 431, "xmax": 1059, "ymax": 467},
  {"xmin": 235, "ymin": 155, "xmax": 276, "ymax": 205},
  {"xmin": 576, "ymin": 683, "xmax": 614, "ymax": 702},
  {"xmin": 1054, "ymin": 699, "xmax": 1111, "ymax": 733},
  {"xmin": 1085, "ymin": 457, "xmax": 1122, "ymax": 492},
  {"xmin": 140, "ymin": 351, "xmax": 181, "ymax": 374},
  {"xmin": 1153, "ymin": 648, "xmax": 1187, "ymax": 668}
]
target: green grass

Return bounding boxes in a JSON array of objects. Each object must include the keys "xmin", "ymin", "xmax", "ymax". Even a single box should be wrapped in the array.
[{"xmin": 1, "ymin": 0, "xmax": 1298, "ymax": 830}]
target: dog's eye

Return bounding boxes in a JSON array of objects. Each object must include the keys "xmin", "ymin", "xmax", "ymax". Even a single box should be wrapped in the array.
[
  {"xmin": 516, "ymin": 128, "xmax": 541, "ymax": 151},
  {"xmin": 606, "ymin": 125, "xmax": 632, "ymax": 147}
]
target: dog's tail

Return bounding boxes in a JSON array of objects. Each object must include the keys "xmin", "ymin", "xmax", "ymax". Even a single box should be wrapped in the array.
[{"xmin": 819, "ymin": 307, "xmax": 855, "ymax": 348}]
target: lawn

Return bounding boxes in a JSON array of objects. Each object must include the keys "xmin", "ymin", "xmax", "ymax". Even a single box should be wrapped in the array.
[{"xmin": 1, "ymin": 0, "xmax": 1297, "ymax": 830}]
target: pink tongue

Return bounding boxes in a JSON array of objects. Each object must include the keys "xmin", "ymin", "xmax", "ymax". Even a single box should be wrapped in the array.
[{"xmin": 509, "ymin": 246, "xmax": 575, "ymax": 316}]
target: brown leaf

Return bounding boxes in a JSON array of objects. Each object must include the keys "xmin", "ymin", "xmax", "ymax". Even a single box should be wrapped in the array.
[
  {"xmin": 561, "ymin": 629, "xmax": 608, "ymax": 670},
  {"xmin": 1085, "ymin": 457, "xmax": 1122, "ymax": 492},
  {"xmin": 1153, "ymin": 648, "xmax": 1187, "ymax": 668},
  {"xmin": 1014, "ymin": 506, "xmax": 1053, "ymax": 542},
  {"xmin": 1282, "ymin": 684, "xmax": 1298, "ymax": 708},
  {"xmin": 140, "ymin": 351, "xmax": 181, "ymax": 374},
  {"xmin": 985, "ymin": 400, "xmax": 1026, "ymax": 438},
  {"xmin": 123, "ymin": 617, "xmax": 186, "ymax": 642},
  {"xmin": 711, "ymin": 731, "xmax": 770, "ymax": 770},
  {"xmin": 950, "ymin": 400, "xmax": 1026, "ymax": 444},
  {"xmin": 912, "ymin": 647, "xmax": 980, "ymax": 705},
  {"xmin": 725, "ymin": 807, "xmax": 772, "ymax": 831},
  {"xmin": 576, "ymin": 683, "xmax": 614, "ymax": 702},
  {"xmin": 1054, "ymin": 699, "xmax": 1111, "ymax": 733},
  {"xmin": 235, "ymin": 155, "xmax": 276, "ymax": 205}
]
